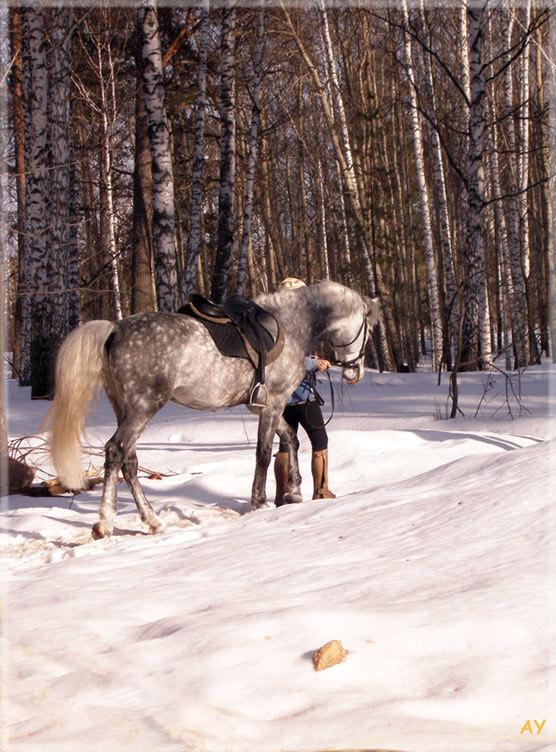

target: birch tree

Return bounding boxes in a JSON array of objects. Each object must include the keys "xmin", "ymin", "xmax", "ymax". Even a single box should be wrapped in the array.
[
  {"xmin": 518, "ymin": 0, "xmax": 532, "ymax": 281},
  {"xmin": 212, "ymin": 4, "xmax": 236, "ymax": 303},
  {"xmin": 460, "ymin": 2, "xmax": 491, "ymax": 369},
  {"xmin": 401, "ymin": 0, "xmax": 442, "ymax": 372},
  {"xmin": 138, "ymin": 0, "xmax": 179, "ymax": 311},
  {"xmin": 9, "ymin": 7, "xmax": 26, "ymax": 378},
  {"xmin": 96, "ymin": 27, "xmax": 123, "ymax": 319},
  {"xmin": 502, "ymin": 7, "xmax": 530, "ymax": 366},
  {"xmin": 183, "ymin": 0, "xmax": 210, "ymax": 299},
  {"xmin": 547, "ymin": 3, "xmax": 556, "ymax": 361},
  {"xmin": 418, "ymin": 0, "xmax": 458, "ymax": 367},
  {"xmin": 22, "ymin": 6, "xmax": 53, "ymax": 394},
  {"xmin": 236, "ymin": 6, "xmax": 265, "ymax": 296},
  {"xmin": 1, "ymin": 14, "xmax": 9, "ymax": 463},
  {"xmin": 131, "ymin": 35, "xmax": 155, "ymax": 313},
  {"xmin": 50, "ymin": 7, "xmax": 80, "ymax": 338}
]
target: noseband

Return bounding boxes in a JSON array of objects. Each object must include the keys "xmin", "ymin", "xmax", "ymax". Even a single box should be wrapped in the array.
[{"xmin": 329, "ymin": 317, "xmax": 368, "ymax": 369}]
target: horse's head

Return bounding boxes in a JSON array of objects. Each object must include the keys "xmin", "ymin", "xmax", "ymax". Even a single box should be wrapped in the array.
[{"xmin": 329, "ymin": 295, "xmax": 380, "ymax": 385}]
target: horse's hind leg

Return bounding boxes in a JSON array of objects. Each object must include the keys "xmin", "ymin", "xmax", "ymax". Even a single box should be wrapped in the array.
[
  {"xmin": 93, "ymin": 430, "xmax": 125, "ymax": 539},
  {"xmin": 93, "ymin": 413, "xmax": 160, "ymax": 539},
  {"xmin": 121, "ymin": 451, "xmax": 163, "ymax": 534}
]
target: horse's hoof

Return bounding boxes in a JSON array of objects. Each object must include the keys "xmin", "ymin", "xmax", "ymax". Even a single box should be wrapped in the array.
[
  {"xmin": 92, "ymin": 522, "xmax": 106, "ymax": 539},
  {"xmin": 283, "ymin": 492, "xmax": 303, "ymax": 504},
  {"xmin": 251, "ymin": 500, "xmax": 269, "ymax": 510},
  {"xmin": 148, "ymin": 522, "xmax": 164, "ymax": 535}
]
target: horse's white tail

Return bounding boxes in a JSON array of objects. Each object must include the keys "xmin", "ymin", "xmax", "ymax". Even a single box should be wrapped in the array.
[{"xmin": 44, "ymin": 320, "xmax": 116, "ymax": 490}]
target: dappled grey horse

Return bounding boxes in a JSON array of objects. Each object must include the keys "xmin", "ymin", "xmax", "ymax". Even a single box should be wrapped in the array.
[{"xmin": 47, "ymin": 280, "xmax": 380, "ymax": 538}]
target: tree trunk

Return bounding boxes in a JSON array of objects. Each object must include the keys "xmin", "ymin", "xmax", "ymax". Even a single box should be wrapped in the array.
[
  {"xmin": 419, "ymin": 0, "xmax": 458, "ymax": 367},
  {"xmin": 183, "ymin": 0, "xmax": 210, "ymax": 299},
  {"xmin": 548, "ymin": 3, "xmax": 556, "ymax": 361},
  {"xmin": 131, "ymin": 36, "xmax": 155, "ymax": 313},
  {"xmin": 97, "ymin": 38, "xmax": 123, "ymax": 320},
  {"xmin": 519, "ymin": 0, "xmax": 532, "ymax": 280},
  {"xmin": 9, "ymin": 7, "xmax": 26, "ymax": 379},
  {"xmin": 503, "ymin": 9, "xmax": 529, "ymax": 367},
  {"xmin": 23, "ymin": 7, "xmax": 54, "ymax": 395},
  {"xmin": 236, "ymin": 6, "xmax": 265, "ymax": 296},
  {"xmin": 212, "ymin": 4, "xmax": 236, "ymax": 303},
  {"xmin": 317, "ymin": 159, "xmax": 330, "ymax": 279},
  {"xmin": 460, "ymin": 3, "xmax": 491, "ymax": 370},
  {"xmin": 138, "ymin": 0, "xmax": 179, "ymax": 311},
  {"xmin": 535, "ymin": 17, "xmax": 552, "ymax": 358},
  {"xmin": 50, "ymin": 7, "xmax": 80, "ymax": 340},
  {"xmin": 1, "ymin": 48, "xmax": 9, "ymax": 462},
  {"xmin": 402, "ymin": 0, "xmax": 442, "ymax": 372},
  {"xmin": 487, "ymin": 79, "xmax": 513, "ymax": 367}
]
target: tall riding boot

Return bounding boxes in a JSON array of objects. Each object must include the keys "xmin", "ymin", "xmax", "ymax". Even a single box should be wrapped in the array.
[
  {"xmin": 311, "ymin": 449, "xmax": 336, "ymax": 499},
  {"xmin": 274, "ymin": 451, "xmax": 289, "ymax": 506}
]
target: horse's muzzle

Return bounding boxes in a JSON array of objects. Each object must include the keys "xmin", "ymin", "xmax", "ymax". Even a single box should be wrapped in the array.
[{"xmin": 342, "ymin": 361, "xmax": 364, "ymax": 385}]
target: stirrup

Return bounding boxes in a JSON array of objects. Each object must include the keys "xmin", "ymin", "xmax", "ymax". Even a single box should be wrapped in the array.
[{"xmin": 248, "ymin": 382, "xmax": 268, "ymax": 410}]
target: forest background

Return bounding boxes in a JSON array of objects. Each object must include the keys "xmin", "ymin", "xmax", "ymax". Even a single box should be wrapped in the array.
[{"xmin": 0, "ymin": 0, "xmax": 555, "ymax": 460}]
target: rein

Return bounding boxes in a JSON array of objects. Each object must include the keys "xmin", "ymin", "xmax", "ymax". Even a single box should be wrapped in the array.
[
  {"xmin": 305, "ymin": 368, "xmax": 335, "ymax": 427},
  {"xmin": 329, "ymin": 317, "xmax": 368, "ymax": 369}
]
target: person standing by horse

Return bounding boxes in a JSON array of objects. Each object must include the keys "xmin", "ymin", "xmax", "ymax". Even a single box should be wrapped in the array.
[{"xmin": 274, "ymin": 278, "xmax": 336, "ymax": 505}]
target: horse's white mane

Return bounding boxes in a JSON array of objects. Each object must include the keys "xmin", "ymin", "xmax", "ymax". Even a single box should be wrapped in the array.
[{"xmin": 257, "ymin": 280, "xmax": 369, "ymax": 319}]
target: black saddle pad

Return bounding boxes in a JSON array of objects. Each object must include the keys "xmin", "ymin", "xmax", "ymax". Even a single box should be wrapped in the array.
[
  {"xmin": 200, "ymin": 318, "xmax": 251, "ymax": 360},
  {"xmin": 178, "ymin": 302, "xmax": 250, "ymax": 360}
]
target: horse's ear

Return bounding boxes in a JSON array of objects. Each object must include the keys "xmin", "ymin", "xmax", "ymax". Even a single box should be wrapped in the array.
[{"xmin": 365, "ymin": 296, "xmax": 381, "ymax": 326}]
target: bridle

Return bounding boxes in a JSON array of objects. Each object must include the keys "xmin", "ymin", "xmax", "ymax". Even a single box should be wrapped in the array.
[{"xmin": 329, "ymin": 316, "xmax": 368, "ymax": 369}]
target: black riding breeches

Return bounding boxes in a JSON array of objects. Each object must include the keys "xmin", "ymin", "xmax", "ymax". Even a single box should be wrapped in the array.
[{"xmin": 280, "ymin": 400, "xmax": 328, "ymax": 453}]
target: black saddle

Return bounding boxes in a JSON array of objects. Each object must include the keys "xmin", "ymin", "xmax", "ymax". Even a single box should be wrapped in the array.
[
  {"xmin": 179, "ymin": 293, "xmax": 282, "ymax": 409},
  {"xmin": 189, "ymin": 293, "xmax": 279, "ymax": 354}
]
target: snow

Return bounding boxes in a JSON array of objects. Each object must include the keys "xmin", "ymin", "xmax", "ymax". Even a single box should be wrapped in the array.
[{"xmin": 2, "ymin": 363, "xmax": 556, "ymax": 752}]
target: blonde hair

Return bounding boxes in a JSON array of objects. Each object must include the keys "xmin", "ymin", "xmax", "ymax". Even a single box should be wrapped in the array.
[{"xmin": 278, "ymin": 277, "xmax": 306, "ymax": 290}]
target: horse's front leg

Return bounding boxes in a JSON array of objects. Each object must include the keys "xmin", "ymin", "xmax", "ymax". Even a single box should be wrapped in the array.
[
  {"xmin": 251, "ymin": 405, "xmax": 282, "ymax": 509},
  {"xmin": 277, "ymin": 416, "xmax": 303, "ymax": 504}
]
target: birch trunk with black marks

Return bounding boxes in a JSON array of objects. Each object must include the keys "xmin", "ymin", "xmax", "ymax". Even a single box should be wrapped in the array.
[
  {"xmin": 22, "ymin": 7, "xmax": 53, "ymax": 394},
  {"xmin": 236, "ymin": 5, "xmax": 264, "ymax": 296},
  {"xmin": 212, "ymin": 4, "xmax": 236, "ymax": 304},
  {"xmin": 138, "ymin": 0, "xmax": 179, "ymax": 311},
  {"xmin": 535, "ymin": 18, "xmax": 552, "ymax": 358},
  {"xmin": 503, "ymin": 10, "xmax": 529, "ymax": 367},
  {"xmin": 519, "ymin": 0, "xmax": 532, "ymax": 281},
  {"xmin": 461, "ymin": 3, "xmax": 491, "ymax": 370},
  {"xmin": 460, "ymin": 5, "xmax": 471, "ymax": 102},
  {"xmin": 1, "ymin": 19, "xmax": 9, "ymax": 463},
  {"xmin": 97, "ymin": 37, "xmax": 123, "ymax": 320},
  {"xmin": 9, "ymin": 7, "xmax": 26, "ymax": 378},
  {"xmin": 487, "ymin": 84, "xmax": 513, "ymax": 368},
  {"xmin": 317, "ymin": 159, "xmax": 330, "ymax": 279},
  {"xmin": 183, "ymin": 0, "xmax": 210, "ymax": 299},
  {"xmin": 131, "ymin": 38, "xmax": 155, "ymax": 314},
  {"xmin": 402, "ymin": 0, "xmax": 442, "ymax": 373},
  {"xmin": 336, "ymin": 160, "xmax": 352, "ymax": 285},
  {"xmin": 516, "ymin": 1, "xmax": 538, "ymax": 362},
  {"xmin": 418, "ymin": 0, "xmax": 458, "ymax": 367},
  {"xmin": 50, "ymin": 7, "xmax": 80, "ymax": 340},
  {"xmin": 548, "ymin": 5, "xmax": 556, "ymax": 362}
]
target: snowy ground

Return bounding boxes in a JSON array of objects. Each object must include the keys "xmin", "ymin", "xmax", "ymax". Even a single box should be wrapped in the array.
[{"xmin": 2, "ymin": 363, "xmax": 556, "ymax": 752}]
